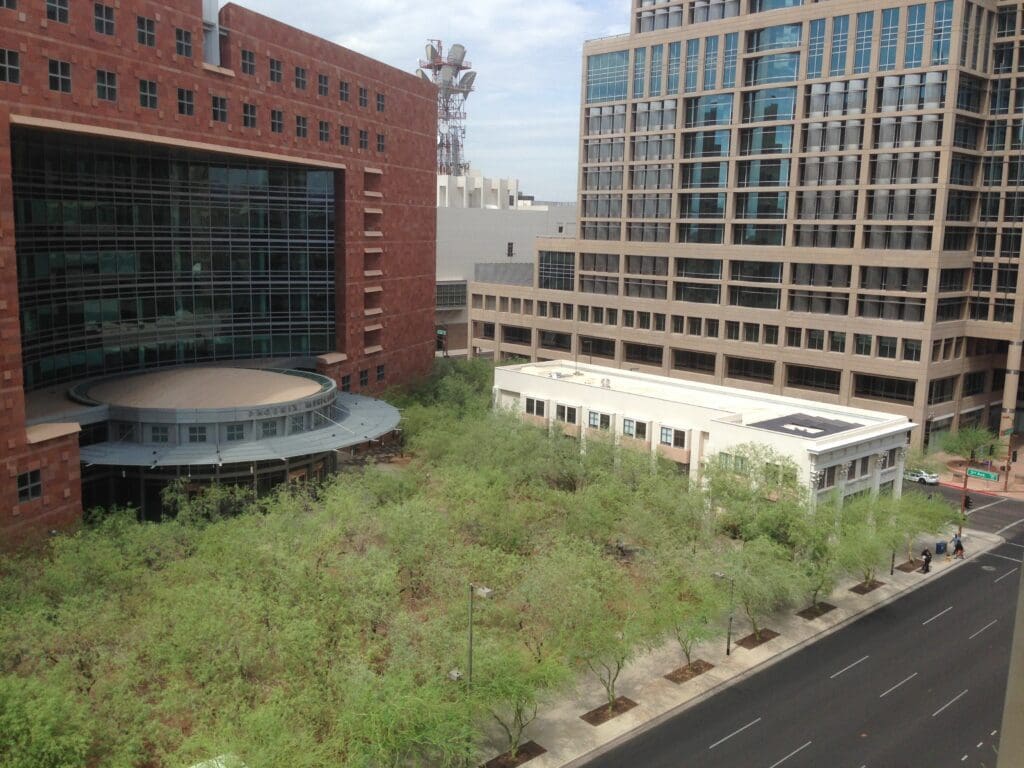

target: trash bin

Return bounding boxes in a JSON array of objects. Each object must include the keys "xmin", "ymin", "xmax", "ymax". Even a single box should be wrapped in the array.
[{"xmin": 935, "ymin": 541, "xmax": 947, "ymax": 555}]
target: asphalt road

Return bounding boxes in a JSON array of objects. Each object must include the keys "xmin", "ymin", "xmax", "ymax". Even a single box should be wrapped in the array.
[{"xmin": 583, "ymin": 528, "xmax": 1024, "ymax": 768}]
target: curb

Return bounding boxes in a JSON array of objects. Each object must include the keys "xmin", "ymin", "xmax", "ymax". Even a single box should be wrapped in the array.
[{"xmin": 557, "ymin": 528, "xmax": 1004, "ymax": 768}]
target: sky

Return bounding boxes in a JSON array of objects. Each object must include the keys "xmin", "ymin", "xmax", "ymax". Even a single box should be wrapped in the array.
[{"xmin": 231, "ymin": 0, "xmax": 631, "ymax": 201}]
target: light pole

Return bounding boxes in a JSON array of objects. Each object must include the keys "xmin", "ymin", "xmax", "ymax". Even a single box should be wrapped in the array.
[
  {"xmin": 714, "ymin": 572, "xmax": 735, "ymax": 656},
  {"xmin": 467, "ymin": 583, "xmax": 493, "ymax": 686}
]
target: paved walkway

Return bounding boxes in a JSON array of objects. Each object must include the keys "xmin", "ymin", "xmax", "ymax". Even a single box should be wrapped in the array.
[{"xmin": 484, "ymin": 527, "xmax": 1005, "ymax": 768}]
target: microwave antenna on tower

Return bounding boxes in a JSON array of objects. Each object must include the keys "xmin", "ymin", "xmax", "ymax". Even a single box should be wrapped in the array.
[{"xmin": 417, "ymin": 40, "xmax": 476, "ymax": 175}]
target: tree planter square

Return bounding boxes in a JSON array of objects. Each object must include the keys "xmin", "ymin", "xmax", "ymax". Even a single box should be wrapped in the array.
[
  {"xmin": 796, "ymin": 602, "xmax": 836, "ymax": 620},
  {"xmin": 483, "ymin": 741, "xmax": 547, "ymax": 768},
  {"xmin": 850, "ymin": 579, "xmax": 885, "ymax": 594},
  {"xmin": 580, "ymin": 696, "xmax": 638, "ymax": 726},
  {"xmin": 735, "ymin": 628, "xmax": 779, "ymax": 649},
  {"xmin": 896, "ymin": 559, "xmax": 922, "ymax": 573},
  {"xmin": 664, "ymin": 658, "xmax": 714, "ymax": 684}
]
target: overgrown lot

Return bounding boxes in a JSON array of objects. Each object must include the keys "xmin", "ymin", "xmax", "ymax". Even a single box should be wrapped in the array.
[{"xmin": 0, "ymin": 360, "xmax": 953, "ymax": 767}]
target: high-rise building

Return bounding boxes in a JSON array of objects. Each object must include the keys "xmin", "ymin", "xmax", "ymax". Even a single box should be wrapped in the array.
[
  {"xmin": 0, "ymin": 1, "xmax": 437, "ymax": 542},
  {"xmin": 469, "ymin": 0, "xmax": 1024, "ymax": 449}
]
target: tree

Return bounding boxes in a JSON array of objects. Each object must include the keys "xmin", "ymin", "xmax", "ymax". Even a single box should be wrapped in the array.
[
  {"xmin": 836, "ymin": 494, "xmax": 893, "ymax": 586},
  {"xmin": 471, "ymin": 644, "xmax": 568, "ymax": 758},
  {"xmin": 878, "ymin": 491, "xmax": 957, "ymax": 563},
  {"xmin": 792, "ymin": 501, "xmax": 844, "ymax": 610},
  {"xmin": 702, "ymin": 444, "xmax": 807, "ymax": 548},
  {"xmin": 0, "ymin": 675, "xmax": 91, "ymax": 768},
  {"xmin": 940, "ymin": 426, "xmax": 1005, "ymax": 533},
  {"xmin": 722, "ymin": 537, "xmax": 804, "ymax": 641},
  {"xmin": 651, "ymin": 560, "xmax": 723, "ymax": 666},
  {"xmin": 940, "ymin": 426, "xmax": 1004, "ymax": 464}
]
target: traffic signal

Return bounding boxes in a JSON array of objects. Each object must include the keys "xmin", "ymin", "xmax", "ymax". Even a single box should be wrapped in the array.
[{"xmin": 964, "ymin": 495, "xmax": 974, "ymax": 510}]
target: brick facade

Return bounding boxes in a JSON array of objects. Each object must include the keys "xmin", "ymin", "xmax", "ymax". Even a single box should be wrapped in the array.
[{"xmin": 0, "ymin": 0, "xmax": 437, "ymax": 544}]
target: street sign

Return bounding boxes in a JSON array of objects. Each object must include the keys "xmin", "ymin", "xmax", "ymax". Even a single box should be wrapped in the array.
[
  {"xmin": 967, "ymin": 468, "xmax": 999, "ymax": 481},
  {"xmin": 1003, "ymin": 428, "xmax": 1013, "ymax": 436},
  {"xmin": 436, "ymin": 329, "xmax": 447, "ymax": 336}
]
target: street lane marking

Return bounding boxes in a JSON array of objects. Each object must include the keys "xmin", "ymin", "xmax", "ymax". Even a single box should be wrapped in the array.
[
  {"xmin": 879, "ymin": 672, "xmax": 918, "ymax": 698},
  {"xmin": 708, "ymin": 717, "xmax": 761, "ymax": 750},
  {"xmin": 1006, "ymin": 542, "xmax": 1024, "ymax": 549},
  {"xmin": 922, "ymin": 606, "xmax": 953, "ymax": 625},
  {"xmin": 830, "ymin": 654, "xmax": 870, "ymax": 679},
  {"xmin": 767, "ymin": 740, "xmax": 812, "ymax": 768},
  {"xmin": 932, "ymin": 689, "xmax": 968, "ymax": 717},
  {"xmin": 995, "ymin": 567, "xmax": 1019, "ymax": 583},
  {"xmin": 995, "ymin": 518, "xmax": 1024, "ymax": 535},
  {"xmin": 970, "ymin": 498, "xmax": 1006, "ymax": 514},
  {"xmin": 969, "ymin": 619, "xmax": 998, "ymax": 640},
  {"xmin": 981, "ymin": 551, "xmax": 1023, "ymax": 564}
]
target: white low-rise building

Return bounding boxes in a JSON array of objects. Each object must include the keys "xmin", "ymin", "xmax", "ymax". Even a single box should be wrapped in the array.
[{"xmin": 493, "ymin": 361, "xmax": 914, "ymax": 503}]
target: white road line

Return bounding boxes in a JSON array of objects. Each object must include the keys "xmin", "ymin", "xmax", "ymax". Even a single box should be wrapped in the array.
[
  {"xmin": 995, "ymin": 518, "xmax": 1024, "ymax": 535},
  {"xmin": 932, "ymin": 689, "xmax": 969, "ymax": 717},
  {"xmin": 923, "ymin": 606, "xmax": 953, "ymax": 625},
  {"xmin": 970, "ymin": 498, "xmax": 1006, "ymax": 514},
  {"xmin": 879, "ymin": 672, "xmax": 918, "ymax": 698},
  {"xmin": 981, "ymin": 551, "xmax": 1024, "ymax": 564},
  {"xmin": 767, "ymin": 741, "xmax": 813, "ymax": 768},
  {"xmin": 969, "ymin": 619, "xmax": 998, "ymax": 640},
  {"xmin": 708, "ymin": 717, "xmax": 761, "ymax": 750},
  {"xmin": 830, "ymin": 654, "xmax": 870, "ymax": 679},
  {"xmin": 995, "ymin": 567, "xmax": 1019, "ymax": 583},
  {"xmin": 1006, "ymin": 542, "xmax": 1024, "ymax": 549}
]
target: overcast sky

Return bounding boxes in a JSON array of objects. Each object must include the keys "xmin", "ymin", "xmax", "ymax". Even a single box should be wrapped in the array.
[{"xmin": 232, "ymin": 0, "xmax": 630, "ymax": 201}]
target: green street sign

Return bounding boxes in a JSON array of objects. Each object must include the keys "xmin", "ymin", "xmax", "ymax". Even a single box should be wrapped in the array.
[
  {"xmin": 1004, "ymin": 429, "xmax": 1013, "ymax": 436},
  {"xmin": 436, "ymin": 329, "xmax": 448, "ymax": 336},
  {"xmin": 967, "ymin": 468, "xmax": 999, "ymax": 481}
]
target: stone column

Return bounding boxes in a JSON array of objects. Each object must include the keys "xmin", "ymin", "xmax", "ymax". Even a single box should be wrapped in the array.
[
  {"xmin": 808, "ymin": 466, "xmax": 821, "ymax": 510},
  {"xmin": 836, "ymin": 462, "xmax": 850, "ymax": 508},
  {"xmin": 1000, "ymin": 340, "xmax": 1022, "ymax": 460},
  {"xmin": 894, "ymin": 446, "xmax": 907, "ymax": 498},
  {"xmin": 871, "ymin": 453, "xmax": 884, "ymax": 497}
]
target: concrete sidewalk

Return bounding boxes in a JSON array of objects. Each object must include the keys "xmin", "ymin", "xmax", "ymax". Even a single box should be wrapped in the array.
[{"xmin": 490, "ymin": 527, "xmax": 1006, "ymax": 768}]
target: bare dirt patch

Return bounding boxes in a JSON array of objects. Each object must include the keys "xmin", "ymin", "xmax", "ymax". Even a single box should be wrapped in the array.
[
  {"xmin": 796, "ymin": 602, "xmax": 837, "ymax": 620},
  {"xmin": 580, "ymin": 696, "xmax": 638, "ymax": 726},
  {"xmin": 483, "ymin": 741, "xmax": 547, "ymax": 768},
  {"xmin": 664, "ymin": 658, "xmax": 714, "ymax": 684},
  {"xmin": 850, "ymin": 579, "xmax": 886, "ymax": 594},
  {"xmin": 896, "ymin": 559, "xmax": 922, "ymax": 573},
  {"xmin": 735, "ymin": 628, "xmax": 780, "ymax": 649}
]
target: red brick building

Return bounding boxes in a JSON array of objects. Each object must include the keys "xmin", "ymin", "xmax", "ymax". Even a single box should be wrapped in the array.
[{"xmin": 0, "ymin": 0, "xmax": 436, "ymax": 544}]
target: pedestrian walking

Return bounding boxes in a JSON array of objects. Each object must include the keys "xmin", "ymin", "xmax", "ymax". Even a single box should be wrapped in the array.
[
  {"xmin": 952, "ymin": 533, "xmax": 965, "ymax": 560},
  {"xmin": 921, "ymin": 547, "xmax": 932, "ymax": 574}
]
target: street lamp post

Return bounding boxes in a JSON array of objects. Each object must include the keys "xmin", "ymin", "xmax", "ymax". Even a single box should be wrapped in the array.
[
  {"xmin": 467, "ymin": 583, "xmax": 493, "ymax": 686},
  {"xmin": 714, "ymin": 572, "xmax": 735, "ymax": 656}
]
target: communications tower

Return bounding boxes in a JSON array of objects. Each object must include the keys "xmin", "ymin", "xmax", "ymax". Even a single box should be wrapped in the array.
[{"xmin": 417, "ymin": 40, "xmax": 476, "ymax": 175}]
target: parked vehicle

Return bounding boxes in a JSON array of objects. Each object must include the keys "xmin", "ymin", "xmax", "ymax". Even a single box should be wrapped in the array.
[{"xmin": 904, "ymin": 468, "xmax": 939, "ymax": 485}]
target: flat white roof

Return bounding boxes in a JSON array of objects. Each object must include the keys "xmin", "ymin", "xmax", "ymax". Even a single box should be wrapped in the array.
[{"xmin": 498, "ymin": 361, "xmax": 912, "ymax": 451}]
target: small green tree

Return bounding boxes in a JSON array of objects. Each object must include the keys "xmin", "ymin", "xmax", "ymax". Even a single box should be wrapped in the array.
[
  {"xmin": 837, "ymin": 495, "xmax": 892, "ymax": 585},
  {"xmin": 793, "ymin": 501, "xmax": 843, "ymax": 610},
  {"xmin": 940, "ymin": 426, "xmax": 1004, "ymax": 464},
  {"xmin": 654, "ymin": 564, "xmax": 723, "ymax": 666},
  {"xmin": 723, "ymin": 537, "xmax": 804, "ymax": 641},
  {"xmin": 472, "ymin": 644, "xmax": 568, "ymax": 758},
  {"xmin": 0, "ymin": 675, "xmax": 91, "ymax": 768}
]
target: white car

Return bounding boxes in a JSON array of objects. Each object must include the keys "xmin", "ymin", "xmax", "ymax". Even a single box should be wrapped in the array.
[{"xmin": 904, "ymin": 468, "xmax": 939, "ymax": 485}]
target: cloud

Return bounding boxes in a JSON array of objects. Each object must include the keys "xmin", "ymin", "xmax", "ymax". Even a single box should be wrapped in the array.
[{"xmin": 227, "ymin": 0, "xmax": 630, "ymax": 199}]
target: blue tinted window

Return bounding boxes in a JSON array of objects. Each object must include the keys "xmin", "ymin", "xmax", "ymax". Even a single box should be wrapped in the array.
[
  {"xmin": 723, "ymin": 33, "xmax": 739, "ymax": 87},
  {"xmin": 745, "ymin": 52, "xmax": 800, "ymax": 85},
  {"xmin": 685, "ymin": 94, "xmax": 734, "ymax": 126},
  {"xmin": 650, "ymin": 44, "xmax": 664, "ymax": 96},
  {"xmin": 703, "ymin": 36, "xmax": 719, "ymax": 90},
  {"xmin": 878, "ymin": 8, "xmax": 899, "ymax": 70},
  {"xmin": 742, "ymin": 86, "xmax": 797, "ymax": 122},
  {"xmin": 685, "ymin": 39, "xmax": 700, "ymax": 93},
  {"xmin": 853, "ymin": 12, "xmax": 874, "ymax": 74},
  {"xmin": 904, "ymin": 4, "xmax": 926, "ymax": 67},
  {"xmin": 633, "ymin": 47, "xmax": 647, "ymax": 98},
  {"xmin": 829, "ymin": 16, "xmax": 849, "ymax": 76},
  {"xmin": 667, "ymin": 42, "xmax": 681, "ymax": 94},
  {"xmin": 806, "ymin": 19, "xmax": 825, "ymax": 78},
  {"xmin": 931, "ymin": 1, "xmax": 953, "ymax": 65},
  {"xmin": 586, "ymin": 51, "xmax": 629, "ymax": 103},
  {"xmin": 747, "ymin": 23, "xmax": 802, "ymax": 52}
]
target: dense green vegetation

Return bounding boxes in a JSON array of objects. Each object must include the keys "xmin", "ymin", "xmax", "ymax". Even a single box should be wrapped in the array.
[{"xmin": 1, "ymin": 360, "xmax": 955, "ymax": 767}]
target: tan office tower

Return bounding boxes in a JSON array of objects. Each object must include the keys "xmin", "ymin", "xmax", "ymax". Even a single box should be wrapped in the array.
[{"xmin": 469, "ymin": 0, "xmax": 1024, "ymax": 448}]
